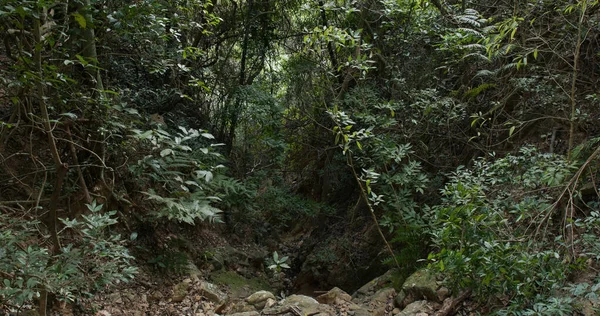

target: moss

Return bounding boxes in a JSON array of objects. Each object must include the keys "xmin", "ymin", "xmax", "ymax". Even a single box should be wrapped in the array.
[{"xmin": 209, "ymin": 270, "xmax": 272, "ymax": 294}]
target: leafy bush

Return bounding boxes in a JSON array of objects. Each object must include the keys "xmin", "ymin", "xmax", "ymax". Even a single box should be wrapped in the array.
[
  {"xmin": 129, "ymin": 126, "xmax": 224, "ymax": 224},
  {"xmin": 428, "ymin": 146, "xmax": 599, "ymax": 312},
  {"xmin": 0, "ymin": 201, "xmax": 136, "ymax": 308}
]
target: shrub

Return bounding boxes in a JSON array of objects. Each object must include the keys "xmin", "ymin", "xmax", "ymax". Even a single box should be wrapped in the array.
[
  {"xmin": 0, "ymin": 201, "xmax": 136, "ymax": 309},
  {"xmin": 428, "ymin": 146, "xmax": 599, "ymax": 312}
]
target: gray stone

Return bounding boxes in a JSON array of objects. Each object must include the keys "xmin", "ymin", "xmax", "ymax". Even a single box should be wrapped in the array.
[
  {"xmin": 227, "ymin": 300, "xmax": 258, "ymax": 314},
  {"xmin": 227, "ymin": 312, "xmax": 260, "ymax": 316},
  {"xmin": 371, "ymin": 287, "xmax": 396, "ymax": 304},
  {"xmin": 245, "ymin": 290, "xmax": 276, "ymax": 309},
  {"xmin": 264, "ymin": 297, "xmax": 277, "ymax": 309},
  {"xmin": 349, "ymin": 309, "xmax": 372, "ymax": 316},
  {"xmin": 265, "ymin": 295, "xmax": 335, "ymax": 316},
  {"xmin": 436, "ymin": 286, "xmax": 450, "ymax": 301},
  {"xmin": 199, "ymin": 280, "xmax": 227, "ymax": 304},
  {"xmin": 399, "ymin": 300, "xmax": 429, "ymax": 316},
  {"xmin": 402, "ymin": 269, "xmax": 439, "ymax": 303},
  {"xmin": 353, "ymin": 270, "xmax": 396, "ymax": 298},
  {"xmin": 282, "ymin": 294, "xmax": 319, "ymax": 308},
  {"xmin": 316, "ymin": 287, "xmax": 352, "ymax": 304}
]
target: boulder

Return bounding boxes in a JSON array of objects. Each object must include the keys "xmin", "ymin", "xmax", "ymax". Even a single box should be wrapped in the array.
[
  {"xmin": 395, "ymin": 290, "xmax": 407, "ymax": 308},
  {"xmin": 402, "ymin": 269, "xmax": 439, "ymax": 303},
  {"xmin": 316, "ymin": 287, "xmax": 352, "ymax": 304},
  {"xmin": 199, "ymin": 280, "xmax": 228, "ymax": 304},
  {"xmin": 353, "ymin": 287, "xmax": 396, "ymax": 316},
  {"xmin": 245, "ymin": 290, "xmax": 276, "ymax": 309},
  {"xmin": 353, "ymin": 269, "xmax": 396, "ymax": 299},
  {"xmin": 263, "ymin": 295, "xmax": 335, "ymax": 316},
  {"xmin": 398, "ymin": 300, "xmax": 431, "ymax": 316},
  {"xmin": 282, "ymin": 294, "xmax": 319, "ymax": 309},
  {"xmin": 371, "ymin": 287, "xmax": 396, "ymax": 305}
]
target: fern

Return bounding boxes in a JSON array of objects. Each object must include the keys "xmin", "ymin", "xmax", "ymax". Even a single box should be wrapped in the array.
[{"xmin": 455, "ymin": 9, "xmax": 486, "ymax": 28}]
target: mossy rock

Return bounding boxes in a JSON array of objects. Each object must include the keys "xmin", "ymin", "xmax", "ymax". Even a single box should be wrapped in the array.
[
  {"xmin": 209, "ymin": 270, "xmax": 272, "ymax": 299},
  {"xmin": 401, "ymin": 269, "xmax": 439, "ymax": 302}
]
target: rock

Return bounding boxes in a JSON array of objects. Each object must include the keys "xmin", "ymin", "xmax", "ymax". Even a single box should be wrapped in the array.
[
  {"xmin": 398, "ymin": 300, "xmax": 430, "ymax": 316},
  {"xmin": 264, "ymin": 297, "xmax": 277, "ymax": 309},
  {"xmin": 371, "ymin": 287, "xmax": 396, "ymax": 304},
  {"xmin": 199, "ymin": 280, "xmax": 227, "ymax": 304},
  {"xmin": 227, "ymin": 312, "xmax": 260, "ymax": 316},
  {"xmin": 395, "ymin": 290, "xmax": 407, "ymax": 308},
  {"xmin": 245, "ymin": 290, "xmax": 276, "ymax": 309},
  {"xmin": 282, "ymin": 294, "xmax": 319, "ymax": 308},
  {"xmin": 316, "ymin": 287, "xmax": 352, "ymax": 304},
  {"xmin": 363, "ymin": 307, "xmax": 379, "ymax": 316},
  {"xmin": 188, "ymin": 261, "xmax": 203, "ymax": 281},
  {"xmin": 402, "ymin": 269, "xmax": 439, "ymax": 303},
  {"xmin": 436, "ymin": 286, "xmax": 450, "ymax": 301},
  {"xmin": 342, "ymin": 300, "xmax": 372, "ymax": 315},
  {"xmin": 171, "ymin": 280, "xmax": 191, "ymax": 302},
  {"xmin": 392, "ymin": 308, "xmax": 401, "ymax": 315},
  {"xmin": 265, "ymin": 295, "xmax": 335, "ymax": 315},
  {"xmin": 349, "ymin": 309, "xmax": 372, "ymax": 316},
  {"xmin": 353, "ymin": 269, "xmax": 396, "ymax": 299},
  {"xmin": 228, "ymin": 300, "xmax": 257, "ymax": 314}
]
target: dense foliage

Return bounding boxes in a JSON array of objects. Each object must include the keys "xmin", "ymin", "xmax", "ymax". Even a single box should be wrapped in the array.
[{"xmin": 1, "ymin": 0, "xmax": 599, "ymax": 314}]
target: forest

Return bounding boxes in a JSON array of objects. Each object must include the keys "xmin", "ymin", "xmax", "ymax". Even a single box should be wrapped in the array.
[{"xmin": 1, "ymin": 0, "xmax": 599, "ymax": 315}]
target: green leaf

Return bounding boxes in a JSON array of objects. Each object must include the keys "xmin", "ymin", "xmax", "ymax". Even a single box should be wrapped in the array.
[
  {"xmin": 510, "ymin": 27, "xmax": 517, "ymax": 40},
  {"xmin": 160, "ymin": 149, "xmax": 173, "ymax": 157},
  {"xmin": 72, "ymin": 13, "xmax": 87, "ymax": 29},
  {"xmin": 75, "ymin": 55, "xmax": 88, "ymax": 66},
  {"xmin": 60, "ymin": 112, "xmax": 78, "ymax": 120}
]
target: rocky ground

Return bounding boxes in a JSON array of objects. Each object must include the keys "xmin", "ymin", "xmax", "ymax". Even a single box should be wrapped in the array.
[
  {"xmin": 4, "ymin": 229, "xmax": 599, "ymax": 316},
  {"xmin": 43, "ymin": 264, "xmax": 468, "ymax": 316},
  {"xmin": 6, "ymin": 256, "xmax": 600, "ymax": 316}
]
